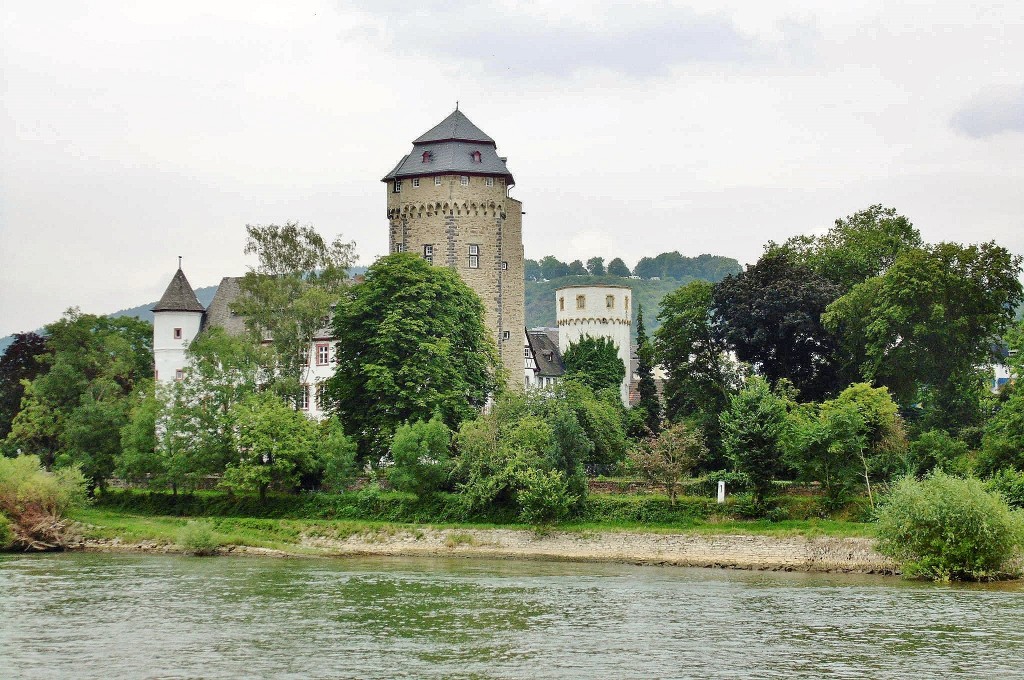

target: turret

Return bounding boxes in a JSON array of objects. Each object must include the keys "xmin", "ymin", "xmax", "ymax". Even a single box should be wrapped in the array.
[
  {"xmin": 152, "ymin": 263, "xmax": 205, "ymax": 383},
  {"xmin": 556, "ymin": 284, "xmax": 633, "ymax": 405}
]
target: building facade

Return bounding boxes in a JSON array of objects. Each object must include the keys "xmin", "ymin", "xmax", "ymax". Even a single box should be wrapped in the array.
[
  {"xmin": 383, "ymin": 109, "xmax": 525, "ymax": 385},
  {"xmin": 555, "ymin": 284, "xmax": 633, "ymax": 405}
]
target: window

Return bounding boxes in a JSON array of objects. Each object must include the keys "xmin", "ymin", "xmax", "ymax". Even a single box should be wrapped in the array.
[
  {"xmin": 412, "ymin": 178, "xmax": 420, "ymax": 188},
  {"xmin": 301, "ymin": 347, "xmax": 309, "ymax": 366},
  {"xmin": 393, "ymin": 179, "xmax": 402, "ymax": 193},
  {"xmin": 606, "ymin": 295, "xmax": 615, "ymax": 309},
  {"xmin": 173, "ymin": 327, "xmax": 182, "ymax": 340},
  {"xmin": 501, "ymin": 261, "xmax": 508, "ymax": 270},
  {"xmin": 316, "ymin": 384, "xmax": 327, "ymax": 410},
  {"xmin": 423, "ymin": 244, "xmax": 433, "ymax": 264},
  {"xmin": 298, "ymin": 385, "xmax": 310, "ymax": 411},
  {"xmin": 486, "ymin": 177, "xmax": 494, "ymax": 187},
  {"xmin": 502, "ymin": 330, "xmax": 511, "ymax": 340},
  {"xmin": 524, "ymin": 347, "xmax": 532, "ymax": 358},
  {"xmin": 625, "ymin": 296, "xmax": 630, "ymax": 310},
  {"xmin": 576, "ymin": 295, "xmax": 586, "ymax": 310},
  {"xmin": 559, "ymin": 297, "xmax": 564, "ymax": 311},
  {"xmin": 316, "ymin": 343, "xmax": 329, "ymax": 366},
  {"xmin": 460, "ymin": 176, "xmax": 469, "ymax": 186},
  {"xmin": 394, "ymin": 243, "xmax": 406, "ymax": 253},
  {"xmin": 472, "ymin": 150, "xmax": 482, "ymax": 163},
  {"xmin": 422, "ymin": 150, "xmax": 432, "ymax": 163},
  {"xmin": 435, "ymin": 176, "xmax": 442, "ymax": 186},
  {"xmin": 468, "ymin": 244, "xmax": 480, "ymax": 269},
  {"xmin": 174, "ymin": 369, "xmax": 184, "ymax": 381}
]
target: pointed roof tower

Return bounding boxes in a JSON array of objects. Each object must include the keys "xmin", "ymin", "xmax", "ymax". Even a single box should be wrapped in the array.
[
  {"xmin": 383, "ymin": 108, "xmax": 514, "ymax": 185},
  {"xmin": 152, "ymin": 267, "xmax": 205, "ymax": 313}
]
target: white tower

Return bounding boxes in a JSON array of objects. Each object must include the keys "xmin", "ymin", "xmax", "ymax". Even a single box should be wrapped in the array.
[
  {"xmin": 152, "ymin": 265, "xmax": 205, "ymax": 384},
  {"xmin": 555, "ymin": 284, "xmax": 632, "ymax": 405}
]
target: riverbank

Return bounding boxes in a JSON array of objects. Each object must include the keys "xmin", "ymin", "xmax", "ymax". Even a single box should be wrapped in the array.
[{"xmin": 70, "ymin": 508, "xmax": 896, "ymax": 574}]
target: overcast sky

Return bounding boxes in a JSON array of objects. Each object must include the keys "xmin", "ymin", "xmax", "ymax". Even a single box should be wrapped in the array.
[{"xmin": 2, "ymin": 1, "xmax": 1022, "ymax": 336}]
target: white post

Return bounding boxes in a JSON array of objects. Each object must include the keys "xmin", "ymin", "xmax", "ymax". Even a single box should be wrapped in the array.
[{"xmin": 717, "ymin": 480, "xmax": 726, "ymax": 504}]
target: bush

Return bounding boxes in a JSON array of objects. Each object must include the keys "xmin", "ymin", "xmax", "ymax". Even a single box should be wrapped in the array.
[
  {"xmin": 876, "ymin": 471, "xmax": 1024, "ymax": 581},
  {"xmin": 0, "ymin": 455, "xmax": 87, "ymax": 550},
  {"xmin": 388, "ymin": 415, "xmax": 452, "ymax": 496},
  {"xmin": 908, "ymin": 429, "xmax": 970, "ymax": 476},
  {"xmin": 0, "ymin": 513, "xmax": 13, "ymax": 550},
  {"xmin": 986, "ymin": 468, "xmax": 1024, "ymax": 510},
  {"xmin": 516, "ymin": 468, "xmax": 576, "ymax": 525},
  {"xmin": 178, "ymin": 521, "xmax": 220, "ymax": 556}
]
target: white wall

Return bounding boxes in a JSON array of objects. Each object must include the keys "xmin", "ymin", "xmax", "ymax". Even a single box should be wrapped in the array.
[
  {"xmin": 153, "ymin": 310, "xmax": 203, "ymax": 384},
  {"xmin": 555, "ymin": 285, "xmax": 632, "ymax": 405}
]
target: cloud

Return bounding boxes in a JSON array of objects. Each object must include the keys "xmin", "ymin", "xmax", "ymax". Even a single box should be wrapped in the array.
[
  {"xmin": 951, "ymin": 84, "xmax": 1024, "ymax": 138},
  {"xmin": 345, "ymin": 2, "xmax": 812, "ymax": 78}
]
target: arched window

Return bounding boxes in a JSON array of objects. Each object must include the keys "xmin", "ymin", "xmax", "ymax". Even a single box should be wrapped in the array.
[{"xmin": 471, "ymin": 150, "xmax": 482, "ymax": 163}]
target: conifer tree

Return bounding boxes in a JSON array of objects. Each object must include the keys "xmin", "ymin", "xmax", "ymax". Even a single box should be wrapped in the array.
[{"xmin": 634, "ymin": 305, "xmax": 661, "ymax": 435}]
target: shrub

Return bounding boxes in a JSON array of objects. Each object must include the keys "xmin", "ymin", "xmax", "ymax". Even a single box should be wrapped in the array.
[
  {"xmin": 986, "ymin": 468, "xmax": 1024, "ymax": 510},
  {"xmin": 388, "ymin": 415, "xmax": 452, "ymax": 496},
  {"xmin": 0, "ymin": 455, "xmax": 87, "ymax": 550},
  {"xmin": 178, "ymin": 520, "xmax": 220, "ymax": 556},
  {"xmin": 516, "ymin": 468, "xmax": 576, "ymax": 525},
  {"xmin": 629, "ymin": 421, "xmax": 708, "ymax": 505},
  {"xmin": 0, "ymin": 513, "xmax": 13, "ymax": 550},
  {"xmin": 875, "ymin": 471, "xmax": 1024, "ymax": 581},
  {"xmin": 908, "ymin": 429, "xmax": 970, "ymax": 476}
]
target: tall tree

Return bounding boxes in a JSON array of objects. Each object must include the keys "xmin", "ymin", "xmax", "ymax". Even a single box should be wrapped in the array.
[
  {"xmin": 539, "ymin": 255, "xmax": 570, "ymax": 280},
  {"xmin": 713, "ymin": 252, "xmax": 844, "ymax": 401},
  {"xmin": 823, "ymin": 241, "xmax": 1023, "ymax": 428},
  {"xmin": 0, "ymin": 332, "xmax": 47, "ymax": 444},
  {"xmin": 567, "ymin": 259, "xmax": 588, "ymax": 276},
  {"xmin": 586, "ymin": 257, "xmax": 606, "ymax": 276},
  {"xmin": 562, "ymin": 336, "xmax": 625, "ymax": 393},
  {"xmin": 633, "ymin": 305, "xmax": 661, "ymax": 435},
  {"xmin": 720, "ymin": 376, "xmax": 788, "ymax": 507},
  {"xmin": 607, "ymin": 258, "xmax": 631, "ymax": 277},
  {"xmin": 231, "ymin": 222, "xmax": 355, "ymax": 401},
  {"xmin": 326, "ymin": 253, "xmax": 498, "ymax": 459},
  {"xmin": 525, "ymin": 259, "xmax": 542, "ymax": 281}
]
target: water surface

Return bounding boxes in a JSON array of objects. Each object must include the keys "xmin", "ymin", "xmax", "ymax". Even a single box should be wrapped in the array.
[{"xmin": 2, "ymin": 552, "xmax": 1023, "ymax": 679}]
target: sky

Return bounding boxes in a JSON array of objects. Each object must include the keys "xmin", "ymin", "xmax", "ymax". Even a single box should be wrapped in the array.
[{"xmin": 1, "ymin": 1, "xmax": 1022, "ymax": 336}]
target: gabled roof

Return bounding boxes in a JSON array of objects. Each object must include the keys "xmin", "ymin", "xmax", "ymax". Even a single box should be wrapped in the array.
[
  {"xmin": 152, "ymin": 268, "xmax": 205, "ymax": 313},
  {"xmin": 527, "ymin": 329, "xmax": 565, "ymax": 378},
  {"xmin": 413, "ymin": 109, "xmax": 495, "ymax": 145},
  {"xmin": 201, "ymin": 276, "xmax": 248, "ymax": 336}
]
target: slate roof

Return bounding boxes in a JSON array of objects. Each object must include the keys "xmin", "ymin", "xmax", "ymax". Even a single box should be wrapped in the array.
[
  {"xmin": 152, "ymin": 268, "xmax": 205, "ymax": 313},
  {"xmin": 202, "ymin": 277, "xmax": 249, "ymax": 336},
  {"xmin": 527, "ymin": 329, "xmax": 565, "ymax": 378},
  {"xmin": 413, "ymin": 109, "xmax": 494, "ymax": 144},
  {"xmin": 383, "ymin": 110, "xmax": 515, "ymax": 184}
]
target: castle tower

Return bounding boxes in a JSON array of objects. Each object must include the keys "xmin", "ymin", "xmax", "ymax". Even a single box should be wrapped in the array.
[
  {"xmin": 383, "ymin": 109, "xmax": 525, "ymax": 387},
  {"xmin": 152, "ymin": 266, "xmax": 205, "ymax": 384},
  {"xmin": 555, "ymin": 284, "xmax": 633, "ymax": 405}
]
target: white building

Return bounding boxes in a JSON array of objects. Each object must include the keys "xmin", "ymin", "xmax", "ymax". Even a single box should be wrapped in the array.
[{"xmin": 555, "ymin": 284, "xmax": 633, "ymax": 405}]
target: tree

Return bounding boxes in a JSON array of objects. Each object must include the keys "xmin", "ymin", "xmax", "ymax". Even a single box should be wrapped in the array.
[
  {"xmin": 0, "ymin": 332, "xmax": 47, "ymax": 444},
  {"xmin": 539, "ymin": 255, "xmax": 570, "ymax": 280},
  {"xmin": 326, "ymin": 253, "xmax": 497, "ymax": 459},
  {"xmin": 388, "ymin": 415, "xmax": 452, "ymax": 496},
  {"xmin": 630, "ymin": 421, "xmax": 708, "ymax": 505},
  {"xmin": 586, "ymin": 257, "xmax": 606, "ymax": 276},
  {"xmin": 720, "ymin": 377, "xmax": 788, "ymax": 506},
  {"xmin": 713, "ymin": 251, "xmax": 844, "ymax": 401},
  {"xmin": 562, "ymin": 335, "xmax": 625, "ymax": 393},
  {"xmin": 633, "ymin": 305, "xmax": 661, "ymax": 435},
  {"xmin": 567, "ymin": 259, "xmax": 588, "ymax": 276},
  {"xmin": 656, "ymin": 281, "xmax": 735, "ymax": 455},
  {"xmin": 231, "ymin": 222, "xmax": 355, "ymax": 401},
  {"xmin": 607, "ymin": 258, "xmax": 631, "ymax": 277},
  {"xmin": 823, "ymin": 241, "xmax": 1023, "ymax": 427},
  {"xmin": 221, "ymin": 392, "xmax": 319, "ymax": 501},
  {"xmin": 525, "ymin": 259, "xmax": 542, "ymax": 281}
]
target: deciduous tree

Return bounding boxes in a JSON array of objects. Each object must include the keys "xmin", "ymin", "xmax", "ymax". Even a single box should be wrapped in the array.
[{"xmin": 563, "ymin": 335, "xmax": 625, "ymax": 393}]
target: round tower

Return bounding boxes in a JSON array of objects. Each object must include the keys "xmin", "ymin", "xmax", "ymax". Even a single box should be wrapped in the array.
[
  {"xmin": 152, "ymin": 265, "xmax": 205, "ymax": 384},
  {"xmin": 555, "ymin": 284, "xmax": 633, "ymax": 405},
  {"xmin": 383, "ymin": 108, "xmax": 525, "ymax": 387}
]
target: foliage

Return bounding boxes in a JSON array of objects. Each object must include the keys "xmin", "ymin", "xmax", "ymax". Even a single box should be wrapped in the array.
[
  {"xmin": 568, "ymin": 259, "xmax": 588, "ymax": 276},
  {"xmin": 318, "ymin": 418, "xmax": 359, "ymax": 491},
  {"xmin": 633, "ymin": 305, "xmax": 661, "ymax": 436},
  {"xmin": 720, "ymin": 377, "xmax": 788, "ymax": 507},
  {"xmin": 220, "ymin": 393, "xmax": 320, "ymax": 501},
  {"xmin": 388, "ymin": 415, "xmax": 452, "ymax": 496},
  {"xmin": 713, "ymin": 251, "xmax": 844, "ymax": 401},
  {"xmin": 0, "ymin": 454, "xmax": 87, "ymax": 550},
  {"xmin": 586, "ymin": 256, "xmax": 605, "ymax": 276},
  {"xmin": 524, "ymin": 258, "xmax": 542, "ymax": 282},
  {"xmin": 231, "ymin": 222, "xmax": 355, "ymax": 400},
  {"xmin": 907, "ymin": 429, "xmax": 970, "ymax": 477},
  {"xmin": 0, "ymin": 512, "xmax": 12, "ymax": 549},
  {"xmin": 875, "ymin": 471, "xmax": 1024, "ymax": 581},
  {"xmin": 555, "ymin": 382, "xmax": 628, "ymax": 468},
  {"xmin": 515, "ymin": 468, "xmax": 576, "ymax": 525},
  {"xmin": 629, "ymin": 421, "xmax": 708, "ymax": 505},
  {"xmin": 539, "ymin": 255, "xmax": 571, "ymax": 280},
  {"xmin": 823, "ymin": 241, "xmax": 1023, "ymax": 428},
  {"xmin": 0, "ymin": 332, "xmax": 47, "ymax": 442},
  {"xmin": 632, "ymin": 251, "xmax": 741, "ymax": 282},
  {"xmin": 4, "ymin": 309, "xmax": 153, "ymax": 487},
  {"xmin": 656, "ymin": 280, "xmax": 737, "ymax": 457},
  {"xmin": 562, "ymin": 335, "xmax": 625, "ymax": 393},
  {"xmin": 978, "ymin": 388, "xmax": 1024, "ymax": 475},
  {"xmin": 607, "ymin": 258, "xmax": 632, "ymax": 277},
  {"xmin": 327, "ymin": 253, "xmax": 497, "ymax": 459},
  {"xmin": 985, "ymin": 468, "xmax": 1024, "ymax": 510},
  {"xmin": 178, "ymin": 520, "xmax": 221, "ymax": 556}
]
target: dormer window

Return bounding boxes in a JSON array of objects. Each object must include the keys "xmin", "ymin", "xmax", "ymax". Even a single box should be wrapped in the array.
[
  {"xmin": 471, "ymin": 150, "xmax": 482, "ymax": 163},
  {"xmin": 422, "ymin": 151, "xmax": 432, "ymax": 163}
]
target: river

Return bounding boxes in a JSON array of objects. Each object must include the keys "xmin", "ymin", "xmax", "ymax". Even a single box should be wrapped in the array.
[{"xmin": 2, "ymin": 552, "xmax": 1023, "ymax": 679}]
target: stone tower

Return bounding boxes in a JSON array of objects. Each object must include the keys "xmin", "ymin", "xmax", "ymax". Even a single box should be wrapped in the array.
[
  {"xmin": 555, "ymin": 284, "xmax": 633, "ymax": 405},
  {"xmin": 383, "ymin": 109, "xmax": 525, "ymax": 386},
  {"xmin": 152, "ymin": 265, "xmax": 205, "ymax": 384}
]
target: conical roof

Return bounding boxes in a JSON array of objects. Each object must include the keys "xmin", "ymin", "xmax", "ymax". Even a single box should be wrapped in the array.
[
  {"xmin": 152, "ymin": 268, "xmax": 205, "ymax": 313},
  {"xmin": 413, "ymin": 109, "xmax": 495, "ymax": 145}
]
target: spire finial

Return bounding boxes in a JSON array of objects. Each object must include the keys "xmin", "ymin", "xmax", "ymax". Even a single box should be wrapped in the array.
[
  {"xmin": 178, "ymin": 255, "xmax": 182, "ymax": 270},
  {"xmin": 456, "ymin": 100, "xmax": 459, "ymax": 111}
]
